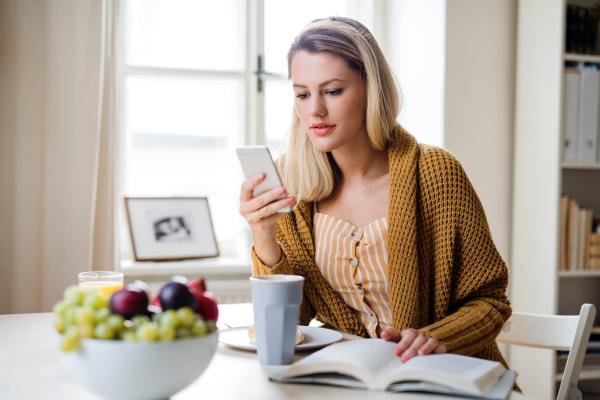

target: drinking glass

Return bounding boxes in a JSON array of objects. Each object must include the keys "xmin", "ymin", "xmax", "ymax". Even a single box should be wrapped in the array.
[{"xmin": 78, "ymin": 271, "xmax": 124, "ymax": 296}]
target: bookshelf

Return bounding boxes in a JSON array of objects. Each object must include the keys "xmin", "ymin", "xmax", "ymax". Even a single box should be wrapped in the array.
[{"xmin": 512, "ymin": 1, "xmax": 600, "ymax": 398}]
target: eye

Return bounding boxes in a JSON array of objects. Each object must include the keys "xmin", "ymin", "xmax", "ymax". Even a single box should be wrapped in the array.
[
  {"xmin": 327, "ymin": 89, "xmax": 342, "ymax": 96},
  {"xmin": 295, "ymin": 93, "xmax": 308, "ymax": 100}
]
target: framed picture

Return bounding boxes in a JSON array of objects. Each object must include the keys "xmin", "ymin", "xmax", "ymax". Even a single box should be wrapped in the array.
[{"xmin": 125, "ymin": 197, "xmax": 219, "ymax": 262}]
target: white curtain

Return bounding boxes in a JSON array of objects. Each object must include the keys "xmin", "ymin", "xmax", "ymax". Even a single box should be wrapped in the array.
[{"xmin": 0, "ymin": 0, "xmax": 121, "ymax": 313}]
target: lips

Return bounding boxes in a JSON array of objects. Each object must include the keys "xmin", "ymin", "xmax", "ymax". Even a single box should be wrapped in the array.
[{"xmin": 311, "ymin": 123, "xmax": 336, "ymax": 136}]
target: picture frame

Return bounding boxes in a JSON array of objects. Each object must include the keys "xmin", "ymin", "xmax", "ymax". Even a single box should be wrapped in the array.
[{"xmin": 124, "ymin": 197, "xmax": 219, "ymax": 262}]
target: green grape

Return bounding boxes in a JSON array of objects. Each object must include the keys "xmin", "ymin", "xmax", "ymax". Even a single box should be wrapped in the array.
[
  {"xmin": 131, "ymin": 315, "xmax": 150, "ymax": 329},
  {"xmin": 151, "ymin": 312, "xmax": 161, "ymax": 322},
  {"xmin": 54, "ymin": 315, "xmax": 66, "ymax": 333},
  {"xmin": 78, "ymin": 323, "xmax": 94, "ymax": 339},
  {"xmin": 123, "ymin": 319, "xmax": 134, "ymax": 330},
  {"xmin": 83, "ymin": 292, "xmax": 105, "ymax": 309},
  {"xmin": 64, "ymin": 286, "xmax": 84, "ymax": 306},
  {"xmin": 107, "ymin": 315, "xmax": 124, "ymax": 332},
  {"xmin": 94, "ymin": 307, "xmax": 110, "ymax": 323},
  {"xmin": 177, "ymin": 307, "xmax": 195, "ymax": 328},
  {"xmin": 94, "ymin": 323, "xmax": 115, "ymax": 340},
  {"xmin": 60, "ymin": 332, "xmax": 80, "ymax": 352},
  {"xmin": 158, "ymin": 325, "xmax": 176, "ymax": 341},
  {"xmin": 137, "ymin": 322, "xmax": 158, "ymax": 342},
  {"xmin": 65, "ymin": 306, "xmax": 80, "ymax": 325},
  {"xmin": 75, "ymin": 306, "xmax": 95, "ymax": 325},
  {"xmin": 121, "ymin": 330, "xmax": 137, "ymax": 342},
  {"xmin": 207, "ymin": 321, "xmax": 216, "ymax": 333},
  {"xmin": 160, "ymin": 309, "xmax": 180, "ymax": 329},
  {"xmin": 52, "ymin": 300, "xmax": 69, "ymax": 316},
  {"xmin": 176, "ymin": 327, "xmax": 191, "ymax": 338},
  {"xmin": 191, "ymin": 319, "xmax": 207, "ymax": 337}
]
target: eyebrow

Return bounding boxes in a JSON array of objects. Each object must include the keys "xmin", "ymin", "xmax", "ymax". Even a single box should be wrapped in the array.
[{"xmin": 292, "ymin": 78, "xmax": 345, "ymax": 88}]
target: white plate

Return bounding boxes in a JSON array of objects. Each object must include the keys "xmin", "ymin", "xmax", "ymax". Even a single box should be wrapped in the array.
[{"xmin": 219, "ymin": 326, "xmax": 343, "ymax": 351}]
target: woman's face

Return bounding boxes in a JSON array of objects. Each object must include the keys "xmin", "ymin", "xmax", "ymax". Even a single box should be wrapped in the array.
[{"xmin": 290, "ymin": 50, "xmax": 367, "ymax": 153}]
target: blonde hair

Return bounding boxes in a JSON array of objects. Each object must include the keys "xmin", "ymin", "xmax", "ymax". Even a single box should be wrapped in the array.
[{"xmin": 281, "ymin": 16, "xmax": 402, "ymax": 202}]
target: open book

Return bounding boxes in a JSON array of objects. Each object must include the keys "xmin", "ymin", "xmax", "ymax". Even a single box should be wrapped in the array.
[{"xmin": 271, "ymin": 339, "xmax": 516, "ymax": 400}]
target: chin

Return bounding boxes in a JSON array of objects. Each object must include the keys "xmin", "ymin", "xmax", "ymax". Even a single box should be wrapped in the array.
[{"xmin": 309, "ymin": 137, "xmax": 341, "ymax": 154}]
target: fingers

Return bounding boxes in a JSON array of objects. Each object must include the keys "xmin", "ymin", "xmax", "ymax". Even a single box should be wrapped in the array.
[
  {"xmin": 392, "ymin": 330, "xmax": 443, "ymax": 362},
  {"xmin": 381, "ymin": 327, "xmax": 402, "ymax": 343},
  {"xmin": 433, "ymin": 345, "xmax": 447, "ymax": 354},
  {"xmin": 240, "ymin": 174, "xmax": 265, "ymax": 202},
  {"xmin": 394, "ymin": 330, "xmax": 427, "ymax": 362},
  {"xmin": 246, "ymin": 186, "xmax": 287, "ymax": 213},
  {"xmin": 250, "ymin": 196, "xmax": 296, "ymax": 223}
]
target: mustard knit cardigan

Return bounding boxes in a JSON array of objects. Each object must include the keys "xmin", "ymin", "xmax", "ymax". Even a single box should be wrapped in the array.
[{"xmin": 251, "ymin": 126, "xmax": 513, "ymax": 371}]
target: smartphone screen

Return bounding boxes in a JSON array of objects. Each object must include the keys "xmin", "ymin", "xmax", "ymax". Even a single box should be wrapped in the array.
[{"xmin": 236, "ymin": 146, "xmax": 292, "ymax": 213}]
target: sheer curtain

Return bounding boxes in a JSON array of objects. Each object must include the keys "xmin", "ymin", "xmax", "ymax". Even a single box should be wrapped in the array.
[{"xmin": 0, "ymin": 0, "xmax": 121, "ymax": 313}]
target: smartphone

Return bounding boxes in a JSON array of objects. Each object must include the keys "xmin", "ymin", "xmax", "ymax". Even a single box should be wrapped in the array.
[{"xmin": 236, "ymin": 146, "xmax": 292, "ymax": 213}]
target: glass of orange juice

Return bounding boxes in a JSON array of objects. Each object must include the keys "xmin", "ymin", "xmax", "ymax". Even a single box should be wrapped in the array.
[{"xmin": 78, "ymin": 271, "xmax": 124, "ymax": 296}]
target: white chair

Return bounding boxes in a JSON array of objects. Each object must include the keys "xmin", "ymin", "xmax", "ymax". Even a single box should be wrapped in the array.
[{"xmin": 497, "ymin": 304, "xmax": 596, "ymax": 400}]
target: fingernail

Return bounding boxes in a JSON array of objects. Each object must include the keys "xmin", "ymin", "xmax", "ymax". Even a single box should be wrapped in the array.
[
  {"xmin": 257, "ymin": 174, "xmax": 265, "ymax": 180},
  {"xmin": 287, "ymin": 196, "xmax": 295, "ymax": 203},
  {"xmin": 278, "ymin": 187, "xmax": 285, "ymax": 194}
]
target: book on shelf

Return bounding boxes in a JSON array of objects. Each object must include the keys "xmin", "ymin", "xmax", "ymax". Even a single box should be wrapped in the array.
[
  {"xmin": 270, "ymin": 339, "xmax": 516, "ymax": 400},
  {"xmin": 589, "ymin": 232, "xmax": 600, "ymax": 270},
  {"xmin": 559, "ymin": 195, "xmax": 600, "ymax": 271},
  {"xmin": 566, "ymin": 4, "xmax": 600, "ymax": 55}
]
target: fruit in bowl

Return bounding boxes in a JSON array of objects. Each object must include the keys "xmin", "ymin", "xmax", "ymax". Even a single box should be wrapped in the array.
[{"xmin": 54, "ymin": 276, "xmax": 219, "ymax": 400}]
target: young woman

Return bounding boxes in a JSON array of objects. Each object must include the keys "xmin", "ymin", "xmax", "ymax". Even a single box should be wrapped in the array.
[{"xmin": 239, "ymin": 16, "xmax": 514, "ymax": 377}]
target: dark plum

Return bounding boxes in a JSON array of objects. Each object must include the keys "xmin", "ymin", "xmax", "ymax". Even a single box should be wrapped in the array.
[
  {"xmin": 159, "ymin": 281, "xmax": 197, "ymax": 311},
  {"xmin": 110, "ymin": 286, "xmax": 149, "ymax": 319}
]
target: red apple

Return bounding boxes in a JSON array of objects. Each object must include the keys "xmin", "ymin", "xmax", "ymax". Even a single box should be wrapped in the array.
[
  {"xmin": 151, "ymin": 295, "xmax": 161, "ymax": 310},
  {"xmin": 188, "ymin": 277, "xmax": 206, "ymax": 293},
  {"xmin": 191, "ymin": 290, "xmax": 218, "ymax": 322}
]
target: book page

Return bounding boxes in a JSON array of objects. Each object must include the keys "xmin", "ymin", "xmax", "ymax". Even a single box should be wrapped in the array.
[
  {"xmin": 382, "ymin": 354, "xmax": 505, "ymax": 394},
  {"xmin": 282, "ymin": 339, "xmax": 402, "ymax": 388}
]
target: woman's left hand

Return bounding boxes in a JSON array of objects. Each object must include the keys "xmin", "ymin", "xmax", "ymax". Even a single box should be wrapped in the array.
[{"xmin": 381, "ymin": 327, "xmax": 446, "ymax": 362}]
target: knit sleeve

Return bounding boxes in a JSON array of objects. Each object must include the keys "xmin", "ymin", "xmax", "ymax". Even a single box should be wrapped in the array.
[
  {"xmin": 250, "ymin": 244, "xmax": 317, "ymax": 325},
  {"xmin": 417, "ymin": 147, "xmax": 511, "ymax": 355},
  {"xmin": 251, "ymin": 244, "xmax": 294, "ymax": 276}
]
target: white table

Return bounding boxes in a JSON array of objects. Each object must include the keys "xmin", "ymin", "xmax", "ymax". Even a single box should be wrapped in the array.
[{"xmin": 0, "ymin": 304, "xmax": 537, "ymax": 400}]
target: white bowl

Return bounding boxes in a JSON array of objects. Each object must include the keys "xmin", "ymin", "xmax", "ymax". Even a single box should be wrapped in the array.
[{"xmin": 57, "ymin": 332, "xmax": 218, "ymax": 400}]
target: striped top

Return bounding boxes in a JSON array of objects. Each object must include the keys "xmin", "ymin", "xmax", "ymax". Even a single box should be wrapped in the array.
[{"xmin": 313, "ymin": 204, "xmax": 392, "ymax": 338}]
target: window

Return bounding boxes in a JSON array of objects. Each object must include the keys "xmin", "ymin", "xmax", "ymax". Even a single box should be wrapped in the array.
[{"xmin": 121, "ymin": 0, "xmax": 376, "ymax": 263}]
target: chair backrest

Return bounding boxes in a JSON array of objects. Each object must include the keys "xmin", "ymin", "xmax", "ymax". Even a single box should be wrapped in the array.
[{"xmin": 497, "ymin": 304, "xmax": 596, "ymax": 400}]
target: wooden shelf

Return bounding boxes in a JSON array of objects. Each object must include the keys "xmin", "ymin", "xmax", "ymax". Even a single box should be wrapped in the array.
[
  {"xmin": 562, "ymin": 162, "xmax": 600, "ymax": 170},
  {"xmin": 556, "ymin": 366, "xmax": 600, "ymax": 381},
  {"xmin": 564, "ymin": 53, "xmax": 600, "ymax": 63},
  {"xmin": 558, "ymin": 270, "xmax": 600, "ymax": 278}
]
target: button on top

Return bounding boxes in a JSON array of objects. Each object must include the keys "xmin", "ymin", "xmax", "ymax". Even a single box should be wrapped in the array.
[
  {"xmin": 368, "ymin": 314, "xmax": 377, "ymax": 323},
  {"xmin": 355, "ymin": 286, "xmax": 364, "ymax": 295},
  {"xmin": 349, "ymin": 257, "xmax": 359, "ymax": 266},
  {"xmin": 351, "ymin": 230, "xmax": 361, "ymax": 238}
]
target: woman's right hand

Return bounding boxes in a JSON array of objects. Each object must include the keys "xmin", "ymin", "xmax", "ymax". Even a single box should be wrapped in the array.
[{"xmin": 239, "ymin": 174, "xmax": 297, "ymax": 240}]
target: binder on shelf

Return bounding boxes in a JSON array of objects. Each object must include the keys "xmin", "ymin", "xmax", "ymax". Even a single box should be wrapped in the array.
[
  {"xmin": 563, "ymin": 68, "xmax": 580, "ymax": 162},
  {"xmin": 578, "ymin": 67, "xmax": 600, "ymax": 163}
]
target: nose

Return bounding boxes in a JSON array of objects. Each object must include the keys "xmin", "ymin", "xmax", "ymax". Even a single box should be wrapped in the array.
[{"xmin": 309, "ymin": 94, "xmax": 326, "ymax": 118}]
